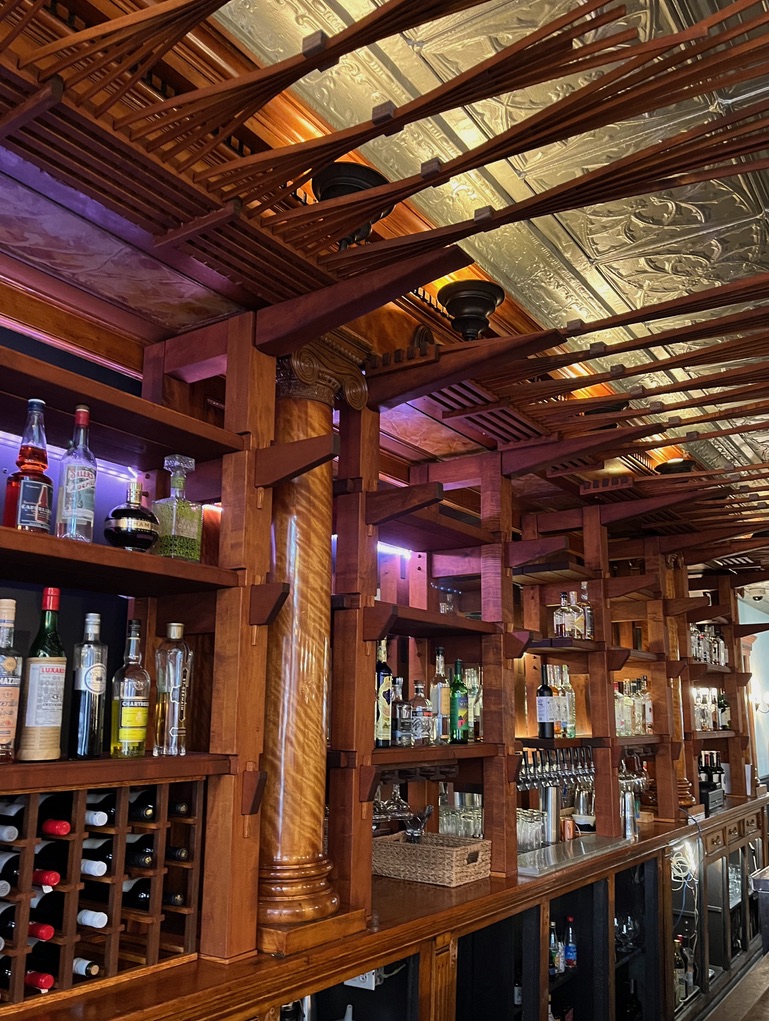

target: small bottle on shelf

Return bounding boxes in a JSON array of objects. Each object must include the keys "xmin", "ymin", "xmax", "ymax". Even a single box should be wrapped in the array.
[
  {"xmin": 69, "ymin": 612, "xmax": 108, "ymax": 760},
  {"xmin": 390, "ymin": 677, "xmax": 411, "ymax": 747},
  {"xmin": 104, "ymin": 481, "xmax": 159, "ymax": 552},
  {"xmin": 110, "ymin": 620, "xmax": 150, "ymax": 758},
  {"xmin": 374, "ymin": 639, "xmax": 392, "ymax": 749},
  {"xmin": 0, "ymin": 599, "xmax": 22, "ymax": 762},
  {"xmin": 563, "ymin": 916, "xmax": 577, "ymax": 968},
  {"xmin": 537, "ymin": 672, "xmax": 554, "ymax": 740},
  {"xmin": 152, "ymin": 455, "xmax": 203, "ymax": 562},
  {"xmin": 450, "ymin": 659, "xmax": 469, "ymax": 745},
  {"xmin": 16, "ymin": 587, "xmax": 67, "ymax": 762},
  {"xmin": 409, "ymin": 681, "xmax": 434, "ymax": 746},
  {"xmin": 553, "ymin": 592, "xmax": 571, "ymax": 638},
  {"xmin": 2, "ymin": 399, "xmax": 53, "ymax": 533},
  {"xmin": 154, "ymin": 622, "xmax": 193, "ymax": 757},
  {"xmin": 55, "ymin": 404, "xmax": 97, "ymax": 542},
  {"xmin": 430, "ymin": 647, "xmax": 450, "ymax": 745}
]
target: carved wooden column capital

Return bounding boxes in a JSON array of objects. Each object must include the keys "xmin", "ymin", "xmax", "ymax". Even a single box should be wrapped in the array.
[{"xmin": 276, "ymin": 332, "xmax": 370, "ymax": 409}]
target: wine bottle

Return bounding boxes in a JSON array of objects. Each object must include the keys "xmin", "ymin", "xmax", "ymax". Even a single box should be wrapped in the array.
[
  {"xmin": 0, "ymin": 600, "xmax": 23, "ymax": 762},
  {"xmin": 54, "ymin": 405, "xmax": 97, "ymax": 542},
  {"xmin": 536, "ymin": 673, "xmax": 555, "ymax": 739},
  {"xmin": 124, "ymin": 833, "xmax": 155, "ymax": 868},
  {"xmin": 2, "ymin": 399, "xmax": 53, "ymax": 533},
  {"xmin": 85, "ymin": 789, "xmax": 155, "ymax": 823},
  {"xmin": 80, "ymin": 837, "xmax": 118, "ymax": 876},
  {"xmin": 110, "ymin": 620, "xmax": 150, "ymax": 758},
  {"xmin": 16, "ymin": 588, "xmax": 68, "ymax": 762},
  {"xmin": 35, "ymin": 794, "xmax": 74, "ymax": 836},
  {"xmin": 0, "ymin": 797, "xmax": 70, "ymax": 838},
  {"xmin": 165, "ymin": 845, "xmax": 189, "ymax": 863},
  {"xmin": 449, "ymin": 658, "xmax": 469, "ymax": 744},
  {"xmin": 0, "ymin": 849, "xmax": 59, "ymax": 888},
  {"xmin": 163, "ymin": 891, "xmax": 185, "ymax": 907},
  {"xmin": 0, "ymin": 954, "xmax": 54, "ymax": 991},
  {"xmin": 69, "ymin": 613, "xmax": 108, "ymax": 760},
  {"xmin": 30, "ymin": 891, "xmax": 107, "ymax": 930},
  {"xmin": 121, "ymin": 876, "xmax": 151, "ymax": 910},
  {"xmin": 0, "ymin": 900, "xmax": 53, "ymax": 941},
  {"xmin": 169, "ymin": 800, "xmax": 190, "ymax": 817},
  {"xmin": 153, "ymin": 622, "xmax": 193, "ymax": 757},
  {"xmin": 28, "ymin": 938, "xmax": 101, "ymax": 979}
]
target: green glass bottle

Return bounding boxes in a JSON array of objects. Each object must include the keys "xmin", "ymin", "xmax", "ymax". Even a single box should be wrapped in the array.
[
  {"xmin": 17, "ymin": 588, "xmax": 67, "ymax": 761},
  {"xmin": 450, "ymin": 658, "xmax": 469, "ymax": 744}
]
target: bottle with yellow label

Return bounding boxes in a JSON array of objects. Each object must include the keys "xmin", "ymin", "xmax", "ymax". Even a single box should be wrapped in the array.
[
  {"xmin": 0, "ymin": 600, "xmax": 22, "ymax": 761},
  {"xmin": 110, "ymin": 619, "xmax": 150, "ymax": 758}
]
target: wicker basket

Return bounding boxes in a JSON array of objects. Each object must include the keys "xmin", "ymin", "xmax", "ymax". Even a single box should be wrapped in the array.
[{"xmin": 372, "ymin": 832, "xmax": 491, "ymax": 887}]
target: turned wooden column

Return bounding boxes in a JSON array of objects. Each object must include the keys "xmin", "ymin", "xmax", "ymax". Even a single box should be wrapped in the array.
[{"xmin": 258, "ymin": 336, "xmax": 368, "ymax": 933}]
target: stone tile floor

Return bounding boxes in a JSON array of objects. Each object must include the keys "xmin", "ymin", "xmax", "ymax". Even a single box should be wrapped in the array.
[{"xmin": 705, "ymin": 955, "xmax": 769, "ymax": 1021}]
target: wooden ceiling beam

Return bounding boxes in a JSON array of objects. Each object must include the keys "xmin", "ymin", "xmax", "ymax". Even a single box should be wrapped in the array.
[
  {"xmin": 500, "ymin": 422, "xmax": 663, "ymax": 478},
  {"xmin": 610, "ymin": 526, "xmax": 760, "ymax": 560},
  {"xmin": 0, "ymin": 77, "xmax": 62, "ymax": 140}
]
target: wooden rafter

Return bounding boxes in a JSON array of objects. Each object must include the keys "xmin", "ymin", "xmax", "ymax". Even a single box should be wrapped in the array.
[{"xmin": 0, "ymin": 0, "xmax": 46, "ymax": 52}]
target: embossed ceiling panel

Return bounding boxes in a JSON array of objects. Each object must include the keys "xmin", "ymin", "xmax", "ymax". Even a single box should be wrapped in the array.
[{"xmin": 216, "ymin": 0, "xmax": 769, "ymax": 478}]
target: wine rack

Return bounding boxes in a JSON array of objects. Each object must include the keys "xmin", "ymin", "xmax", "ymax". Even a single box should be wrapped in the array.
[{"xmin": 0, "ymin": 777, "xmax": 207, "ymax": 1007}]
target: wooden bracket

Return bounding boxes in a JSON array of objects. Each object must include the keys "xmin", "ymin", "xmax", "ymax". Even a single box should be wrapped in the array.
[
  {"xmin": 254, "ymin": 434, "xmax": 340, "ymax": 488},
  {"xmin": 506, "ymin": 535, "xmax": 576, "ymax": 568},
  {"xmin": 684, "ymin": 601, "xmax": 730, "ymax": 622},
  {"xmin": 732, "ymin": 623, "xmax": 769, "ymax": 639},
  {"xmin": 607, "ymin": 647, "xmax": 631, "ymax": 672},
  {"xmin": 610, "ymin": 601, "xmax": 648, "ymax": 623},
  {"xmin": 241, "ymin": 767, "xmax": 267, "ymax": 816},
  {"xmin": 153, "ymin": 200, "xmax": 241, "ymax": 251},
  {"xmin": 504, "ymin": 630, "xmax": 532, "ymax": 659},
  {"xmin": 507, "ymin": 753, "xmax": 522, "ymax": 784},
  {"xmin": 666, "ymin": 659, "xmax": 686, "ymax": 677},
  {"xmin": 664, "ymin": 595, "xmax": 711, "ymax": 617},
  {"xmin": 365, "ymin": 482, "xmax": 444, "ymax": 526},
  {"xmin": 605, "ymin": 574, "xmax": 661, "ymax": 600},
  {"xmin": 431, "ymin": 548, "xmax": 484, "ymax": 578},
  {"xmin": 249, "ymin": 582, "xmax": 290, "ymax": 626}
]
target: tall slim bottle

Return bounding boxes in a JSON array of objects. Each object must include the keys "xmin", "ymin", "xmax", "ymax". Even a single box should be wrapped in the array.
[
  {"xmin": 0, "ymin": 601, "xmax": 22, "ymax": 762},
  {"xmin": 154, "ymin": 623, "xmax": 192, "ymax": 756},
  {"xmin": 430, "ymin": 646, "xmax": 450, "ymax": 744},
  {"xmin": 536, "ymin": 672, "xmax": 554, "ymax": 739},
  {"xmin": 110, "ymin": 620, "xmax": 150, "ymax": 758},
  {"xmin": 450, "ymin": 658, "xmax": 469, "ymax": 744},
  {"xmin": 55, "ymin": 405, "xmax": 97, "ymax": 542},
  {"xmin": 374, "ymin": 639, "xmax": 392, "ymax": 748},
  {"xmin": 17, "ymin": 588, "xmax": 67, "ymax": 761},
  {"xmin": 69, "ymin": 613, "xmax": 108, "ymax": 759},
  {"xmin": 2, "ymin": 399, "xmax": 53, "ymax": 532}
]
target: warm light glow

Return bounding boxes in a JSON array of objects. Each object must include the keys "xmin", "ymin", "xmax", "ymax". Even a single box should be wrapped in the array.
[{"xmin": 377, "ymin": 541, "xmax": 412, "ymax": 559}]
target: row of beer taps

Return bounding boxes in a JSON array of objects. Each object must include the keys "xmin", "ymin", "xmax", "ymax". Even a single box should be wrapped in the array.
[{"xmin": 517, "ymin": 746, "xmax": 595, "ymax": 791}]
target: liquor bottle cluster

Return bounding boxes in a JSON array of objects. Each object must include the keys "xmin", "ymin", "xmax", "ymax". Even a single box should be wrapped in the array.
[
  {"xmin": 535, "ymin": 665, "xmax": 576, "ymax": 740},
  {"xmin": 2, "ymin": 399, "xmax": 204, "ymax": 563},
  {"xmin": 688, "ymin": 624, "xmax": 728, "ymax": 667},
  {"xmin": 613, "ymin": 676, "xmax": 654, "ymax": 737},
  {"xmin": 548, "ymin": 916, "xmax": 577, "ymax": 975},
  {"xmin": 552, "ymin": 583, "xmax": 594, "ymax": 640},
  {"xmin": 692, "ymin": 687, "xmax": 730, "ymax": 731},
  {"xmin": 374, "ymin": 642, "xmax": 482, "ymax": 748},
  {"xmin": 697, "ymin": 750, "xmax": 725, "ymax": 815},
  {"xmin": 0, "ymin": 591, "xmax": 193, "ymax": 762}
]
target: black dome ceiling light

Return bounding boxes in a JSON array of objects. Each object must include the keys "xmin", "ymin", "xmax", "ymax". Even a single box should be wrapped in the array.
[
  {"xmin": 311, "ymin": 161, "xmax": 394, "ymax": 250},
  {"xmin": 654, "ymin": 457, "xmax": 697, "ymax": 475},
  {"xmin": 437, "ymin": 279, "xmax": 505, "ymax": 341}
]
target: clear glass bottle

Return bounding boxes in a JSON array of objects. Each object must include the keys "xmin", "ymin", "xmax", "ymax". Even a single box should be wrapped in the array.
[
  {"xmin": 152, "ymin": 455, "xmax": 203, "ymax": 562},
  {"xmin": 17, "ymin": 588, "xmax": 67, "ymax": 761},
  {"xmin": 640, "ymin": 675, "xmax": 654, "ymax": 735},
  {"xmin": 409, "ymin": 681, "xmax": 433, "ymax": 746},
  {"xmin": 569, "ymin": 590, "xmax": 585, "ymax": 639},
  {"xmin": 2, "ymin": 399, "xmax": 53, "ymax": 533},
  {"xmin": 430, "ymin": 646, "xmax": 450, "ymax": 744},
  {"xmin": 55, "ymin": 405, "xmax": 97, "ymax": 542},
  {"xmin": 718, "ymin": 691, "xmax": 731, "ymax": 730},
  {"xmin": 390, "ymin": 677, "xmax": 411, "ymax": 747},
  {"xmin": 69, "ymin": 613, "xmax": 108, "ymax": 760},
  {"xmin": 104, "ymin": 482, "xmax": 159, "ymax": 552},
  {"xmin": 154, "ymin": 622, "xmax": 193, "ymax": 757},
  {"xmin": 553, "ymin": 592, "xmax": 570, "ymax": 638},
  {"xmin": 579, "ymin": 581, "xmax": 594, "ymax": 640},
  {"xmin": 374, "ymin": 639, "xmax": 392, "ymax": 748},
  {"xmin": 561, "ymin": 666, "xmax": 577, "ymax": 739},
  {"xmin": 110, "ymin": 619, "xmax": 150, "ymax": 758},
  {"xmin": 0, "ymin": 600, "xmax": 22, "ymax": 762},
  {"xmin": 450, "ymin": 658, "xmax": 469, "ymax": 744},
  {"xmin": 551, "ymin": 667, "xmax": 563, "ymax": 739},
  {"xmin": 464, "ymin": 664, "xmax": 481, "ymax": 744}
]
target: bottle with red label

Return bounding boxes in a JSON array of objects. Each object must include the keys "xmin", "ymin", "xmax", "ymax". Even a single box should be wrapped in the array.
[
  {"xmin": 16, "ymin": 588, "xmax": 67, "ymax": 762},
  {"xmin": 55, "ymin": 404, "xmax": 97, "ymax": 543},
  {"xmin": 2, "ymin": 399, "xmax": 53, "ymax": 533}
]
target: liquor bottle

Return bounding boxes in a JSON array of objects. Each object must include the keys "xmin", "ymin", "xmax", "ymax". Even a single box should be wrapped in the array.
[
  {"xmin": 55, "ymin": 405, "xmax": 97, "ymax": 542},
  {"xmin": 0, "ymin": 849, "xmax": 59, "ymax": 888},
  {"xmin": 152, "ymin": 455, "xmax": 203, "ymax": 561},
  {"xmin": 551, "ymin": 668, "xmax": 563, "ymax": 739},
  {"xmin": 30, "ymin": 890, "xmax": 107, "ymax": 930},
  {"xmin": 409, "ymin": 681, "xmax": 434, "ymax": 746},
  {"xmin": 450, "ymin": 659, "xmax": 469, "ymax": 744},
  {"xmin": 69, "ymin": 613, "xmax": 108, "ymax": 760},
  {"xmin": 464, "ymin": 664, "xmax": 480, "ymax": 743},
  {"xmin": 28, "ymin": 939, "xmax": 100, "ymax": 979},
  {"xmin": 563, "ymin": 916, "xmax": 577, "ymax": 968},
  {"xmin": 2, "ymin": 399, "xmax": 53, "ymax": 532},
  {"xmin": 121, "ymin": 876, "xmax": 152, "ymax": 910},
  {"xmin": 390, "ymin": 677, "xmax": 411, "ymax": 747},
  {"xmin": 104, "ymin": 482, "xmax": 159, "ymax": 552},
  {"xmin": 124, "ymin": 833, "xmax": 155, "ymax": 868},
  {"xmin": 640, "ymin": 675, "xmax": 654, "ymax": 735},
  {"xmin": 0, "ymin": 955, "xmax": 54, "ymax": 991},
  {"xmin": 110, "ymin": 620, "xmax": 150, "ymax": 758},
  {"xmin": 561, "ymin": 668, "xmax": 577, "ymax": 739},
  {"xmin": 0, "ymin": 901, "xmax": 54, "ymax": 941},
  {"xmin": 430, "ymin": 647, "xmax": 450, "ymax": 744},
  {"xmin": 0, "ymin": 600, "xmax": 22, "ymax": 762},
  {"xmin": 536, "ymin": 673, "xmax": 554, "ymax": 739},
  {"xmin": 374, "ymin": 639, "xmax": 392, "ymax": 749},
  {"xmin": 673, "ymin": 937, "xmax": 686, "ymax": 1006},
  {"xmin": 568, "ymin": 591, "xmax": 585, "ymax": 639},
  {"xmin": 718, "ymin": 691, "xmax": 731, "ymax": 730},
  {"xmin": 709, "ymin": 689, "xmax": 719, "ymax": 731},
  {"xmin": 579, "ymin": 581, "xmax": 595, "ymax": 640},
  {"xmin": 154, "ymin": 622, "xmax": 193, "ymax": 757},
  {"xmin": 553, "ymin": 592, "xmax": 571, "ymax": 638},
  {"xmin": 548, "ymin": 921, "xmax": 559, "ymax": 976},
  {"xmin": 16, "ymin": 588, "xmax": 67, "ymax": 762}
]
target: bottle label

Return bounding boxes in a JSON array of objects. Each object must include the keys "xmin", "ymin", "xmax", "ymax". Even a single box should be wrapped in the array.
[
  {"xmin": 75, "ymin": 663, "xmax": 107, "ymax": 695},
  {"xmin": 23, "ymin": 659, "xmax": 66, "ymax": 728},
  {"xmin": 59, "ymin": 465, "xmax": 96, "ymax": 525},
  {"xmin": 375, "ymin": 676, "xmax": 392, "ymax": 743},
  {"xmin": 431, "ymin": 685, "xmax": 450, "ymax": 716},
  {"xmin": 0, "ymin": 660, "xmax": 21, "ymax": 752},
  {"xmin": 16, "ymin": 478, "xmax": 52, "ymax": 530},
  {"xmin": 564, "ymin": 943, "xmax": 577, "ymax": 967},
  {"xmin": 411, "ymin": 708, "xmax": 432, "ymax": 743},
  {"xmin": 451, "ymin": 693, "xmax": 469, "ymax": 732},
  {"xmin": 536, "ymin": 695, "xmax": 554, "ymax": 723},
  {"xmin": 118, "ymin": 698, "xmax": 149, "ymax": 741}
]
